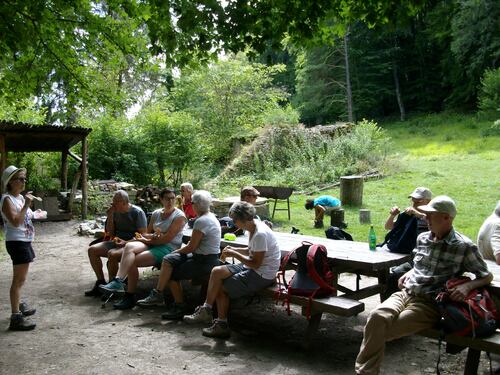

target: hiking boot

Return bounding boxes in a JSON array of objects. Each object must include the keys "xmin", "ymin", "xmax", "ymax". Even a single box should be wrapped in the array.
[
  {"xmin": 161, "ymin": 303, "xmax": 187, "ymax": 320},
  {"xmin": 84, "ymin": 280, "xmax": 105, "ymax": 297},
  {"xmin": 314, "ymin": 220, "xmax": 324, "ymax": 228},
  {"xmin": 9, "ymin": 313, "xmax": 36, "ymax": 331},
  {"xmin": 19, "ymin": 302, "xmax": 36, "ymax": 317},
  {"xmin": 202, "ymin": 320, "xmax": 231, "ymax": 339},
  {"xmin": 99, "ymin": 278, "xmax": 125, "ymax": 295},
  {"xmin": 136, "ymin": 289, "xmax": 164, "ymax": 307},
  {"xmin": 113, "ymin": 293, "xmax": 135, "ymax": 310},
  {"xmin": 183, "ymin": 305, "xmax": 213, "ymax": 324}
]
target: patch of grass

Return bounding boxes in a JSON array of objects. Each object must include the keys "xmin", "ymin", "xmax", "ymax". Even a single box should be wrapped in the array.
[{"xmin": 261, "ymin": 112, "xmax": 500, "ymax": 242}]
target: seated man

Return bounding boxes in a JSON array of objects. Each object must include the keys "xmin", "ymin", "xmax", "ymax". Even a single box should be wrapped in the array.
[
  {"xmin": 220, "ymin": 186, "xmax": 267, "ymax": 235},
  {"xmin": 84, "ymin": 190, "xmax": 147, "ymax": 297},
  {"xmin": 305, "ymin": 195, "xmax": 341, "ymax": 228},
  {"xmin": 136, "ymin": 190, "xmax": 221, "ymax": 319},
  {"xmin": 384, "ymin": 187, "xmax": 432, "ymax": 234},
  {"xmin": 478, "ymin": 201, "xmax": 500, "ymax": 264},
  {"xmin": 183, "ymin": 201, "xmax": 280, "ymax": 339},
  {"xmin": 355, "ymin": 195, "xmax": 492, "ymax": 375}
]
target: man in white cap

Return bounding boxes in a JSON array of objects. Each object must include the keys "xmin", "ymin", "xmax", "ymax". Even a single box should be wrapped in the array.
[
  {"xmin": 384, "ymin": 186, "xmax": 432, "ymax": 234},
  {"xmin": 477, "ymin": 201, "xmax": 500, "ymax": 264},
  {"xmin": 355, "ymin": 195, "xmax": 492, "ymax": 375}
]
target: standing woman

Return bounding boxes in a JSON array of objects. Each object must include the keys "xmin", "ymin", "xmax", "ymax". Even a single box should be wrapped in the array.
[{"xmin": 1, "ymin": 166, "xmax": 37, "ymax": 331}]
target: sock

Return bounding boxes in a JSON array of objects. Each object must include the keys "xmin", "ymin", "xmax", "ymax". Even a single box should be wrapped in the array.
[
  {"xmin": 202, "ymin": 302, "xmax": 212, "ymax": 310},
  {"xmin": 11, "ymin": 312, "xmax": 22, "ymax": 318},
  {"xmin": 97, "ymin": 279, "xmax": 106, "ymax": 285},
  {"xmin": 216, "ymin": 318, "xmax": 228, "ymax": 323}
]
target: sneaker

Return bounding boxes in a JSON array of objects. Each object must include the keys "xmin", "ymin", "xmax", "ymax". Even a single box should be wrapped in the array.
[
  {"xmin": 9, "ymin": 313, "xmax": 36, "ymax": 331},
  {"xmin": 113, "ymin": 293, "xmax": 135, "ymax": 310},
  {"xmin": 202, "ymin": 320, "xmax": 231, "ymax": 339},
  {"xmin": 161, "ymin": 303, "xmax": 187, "ymax": 320},
  {"xmin": 19, "ymin": 302, "xmax": 36, "ymax": 317},
  {"xmin": 84, "ymin": 280, "xmax": 105, "ymax": 297},
  {"xmin": 183, "ymin": 305, "xmax": 213, "ymax": 325},
  {"xmin": 136, "ymin": 289, "xmax": 164, "ymax": 307},
  {"xmin": 99, "ymin": 278, "xmax": 125, "ymax": 295}
]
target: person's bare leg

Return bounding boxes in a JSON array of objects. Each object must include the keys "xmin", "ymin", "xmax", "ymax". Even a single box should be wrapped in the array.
[
  {"xmin": 168, "ymin": 280, "xmax": 184, "ymax": 303},
  {"xmin": 116, "ymin": 242, "xmax": 147, "ymax": 280},
  {"xmin": 215, "ymin": 288, "xmax": 230, "ymax": 319},
  {"xmin": 128, "ymin": 251, "xmax": 156, "ymax": 293},
  {"xmin": 88, "ymin": 244, "xmax": 110, "ymax": 281},
  {"xmin": 205, "ymin": 266, "xmax": 232, "ymax": 305},
  {"xmin": 156, "ymin": 261, "xmax": 174, "ymax": 291},
  {"xmin": 10, "ymin": 263, "xmax": 30, "ymax": 313},
  {"xmin": 107, "ymin": 248, "xmax": 123, "ymax": 280}
]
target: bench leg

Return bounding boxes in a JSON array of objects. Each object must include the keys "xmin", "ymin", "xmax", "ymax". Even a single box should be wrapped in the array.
[
  {"xmin": 301, "ymin": 308, "xmax": 323, "ymax": 349},
  {"xmin": 463, "ymin": 348, "xmax": 480, "ymax": 375}
]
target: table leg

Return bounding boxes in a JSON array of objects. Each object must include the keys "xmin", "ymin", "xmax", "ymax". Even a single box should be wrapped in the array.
[{"xmin": 463, "ymin": 348, "xmax": 480, "ymax": 375}]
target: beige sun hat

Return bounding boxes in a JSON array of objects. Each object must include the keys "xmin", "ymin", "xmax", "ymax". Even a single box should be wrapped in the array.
[
  {"xmin": 2, "ymin": 165, "xmax": 27, "ymax": 192},
  {"xmin": 418, "ymin": 195, "xmax": 457, "ymax": 218}
]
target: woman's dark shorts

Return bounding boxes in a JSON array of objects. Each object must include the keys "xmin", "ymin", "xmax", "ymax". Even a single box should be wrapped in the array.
[
  {"xmin": 223, "ymin": 263, "xmax": 275, "ymax": 299},
  {"xmin": 6, "ymin": 241, "xmax": 35, "ymax": 265},
  {"xmin": 163, "ymin": 252, "xmax": 221, "ymax": 281}
]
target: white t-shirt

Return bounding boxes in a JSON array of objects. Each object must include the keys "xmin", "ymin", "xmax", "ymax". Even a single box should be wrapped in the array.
[
  {"xmin": 150, "ymin": 208, "xmax": 186, "ymax": 250},
  {"xmin": 248, "ymin": 220, "xmax": 281, "ymax": 280},
  {"xmin": 478, "ymin": 213, "xmax": 500, "ymax": 261},
  {"xmin": 193, "ymin": 212, "xmax": 221, "ymax": 255},
  {"xmin": 0, "ymin": 193, "xmax": 34, "ymax": 242}
]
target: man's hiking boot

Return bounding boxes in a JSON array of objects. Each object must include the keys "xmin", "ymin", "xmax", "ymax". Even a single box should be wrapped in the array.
[
  {"xmin": 161, "ymin": 303, "xmax": 187, "ymax": 320},
  {"xmin": 202, "ymin": 320, "xmax": 231, "ymax": 339},
  {"xmin": 183, "ymin": 305, "xmax": 213, "ymax": 324},
  {"xmin": 137, "ymin": 289, "xmax": 164, "ymax": 307},
  {"xmin": 84, "ymin": 280, "xmax": 105, "ymax": 297},
  {"xmin": 19, "ymin": 302, "xmax": 36, "ymax": 317},
  {"xmin": 99, "ymin": 278, "xmax": 125, "ymax": 295},
  {"xmin": 113, "ymin": 293, "xmax": 135, "ymax": 310},
  {"xmin": 9, "ymin": 313, "xmax": 36, "ymax": 331}
]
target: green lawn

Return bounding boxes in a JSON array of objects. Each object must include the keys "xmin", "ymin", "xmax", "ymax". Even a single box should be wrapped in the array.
[{"xmin": 268, "ymin": 112, "xmax": 499, "ymax": 244}]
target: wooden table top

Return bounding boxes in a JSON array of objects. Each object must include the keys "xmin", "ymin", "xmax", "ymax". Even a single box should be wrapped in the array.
[{"xmin": 183, "ymin": 228, "xmax": 411, "ymax": 272}]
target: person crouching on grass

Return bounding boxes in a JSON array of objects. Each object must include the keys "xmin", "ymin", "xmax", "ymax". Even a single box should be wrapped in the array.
[
  {"xmin": 1, "ymin": 166, "xmax": 37, "ymax": 331},
  {"xmin": 183, "ymin": 201, "xmax": 281, "ymax": 338}
]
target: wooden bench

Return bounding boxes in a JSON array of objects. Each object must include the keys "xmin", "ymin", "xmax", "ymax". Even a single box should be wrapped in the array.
[
  {"xmin": 254, "ymin": 284, "xmax": 364, "ymax": 347},
  {"xmin": 418, "ymin": 328, "xmax": 500, "ymax": 375}
]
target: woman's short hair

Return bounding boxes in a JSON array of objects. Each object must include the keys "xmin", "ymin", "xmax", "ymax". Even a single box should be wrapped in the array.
[
  {"xmin": 192, "ymin": 190, "xmax": 212, "ymax": 213},
  {"xmin": 180, "ymin": 182, "xmax": 194, "ymax": 193},
  {"xmin": 159, "ymin": 188, "xmax": 176, "ymax": 199},
  {"xmin": 229, "ymin": 201, "xmax": 256, "ymax": 222},
  {"xmin": 305, "ymin": 199, "xmax": 314, "ymax": 210}
]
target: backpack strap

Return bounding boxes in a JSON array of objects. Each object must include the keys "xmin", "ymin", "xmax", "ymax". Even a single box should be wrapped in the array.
[{"xmin": 306, "ymin": 244, "xmax": 336, "ymax": 294}]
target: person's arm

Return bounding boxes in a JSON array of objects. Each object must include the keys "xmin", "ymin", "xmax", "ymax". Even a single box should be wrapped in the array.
[
  {"xmin": 221, "ymin": 248, "xmax": 265, "ymax": 269},
  {"xmin": 404, "ymin": 206, "xmax": 427, "ymax": 220},
  {"xmin": 105, "ymin": 204, "xmax": 115, "ymax": 236},
  {"xmin": 398, "ymin": 268, "xmax": 413, "ymax": 290},
  {"xmin": 449, "ymin": 273, "xmax": 493, "ymax": 301},
  {"xmin": 384, "ymin": 207, "xmax": 400, "ymax": 230},
  {"xmin": 2, "ymin": 195, "xmax": 32, "ymax": 227},
  {"xmin": 491, "ymin": 225, "xmax": 500, "ymax": 265},
  {"xmin": 176, "ymin": 229, "xmax": 203, "ymax": 254},
  {"xmin": 140, "ymin": 217, "xmax": 186, "ymax": 246}
]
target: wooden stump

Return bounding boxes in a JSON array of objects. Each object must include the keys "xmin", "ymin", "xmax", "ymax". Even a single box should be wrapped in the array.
[
  {"xmin": 359, "ymin": 209, "xmax": 371, "ymax": 224},
  {"xmin": 340, "ymin": 175, "xmax": 363, "ymax": 206},
  {"xmin": 330, "ymin": 208, "xmax": 345, "ymax": 228}
]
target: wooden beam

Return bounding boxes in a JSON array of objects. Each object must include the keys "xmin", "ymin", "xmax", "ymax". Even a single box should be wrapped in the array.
[
  {"xmin": 68, "ymin": 166, "xmax": 81, "ymax": 215},
  {"xmin": 68, "ymin": 150, "xmax": 82, "ymax": 163},
  {"xmin": 81, "ymin": 137, "xmax": 88, "ymax": 219},
  {"xmin": 61, "ymin": 150, "xmax": 68, "ymax": 191},
  {"xmin": 0, "ymin": 134, "xmax": 6, "ymax": 179}
]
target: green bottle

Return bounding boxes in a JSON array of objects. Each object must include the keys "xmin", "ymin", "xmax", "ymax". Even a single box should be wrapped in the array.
[{"xmin": 369, "ymin": 225, "xmax": 377, "ymax": 251}]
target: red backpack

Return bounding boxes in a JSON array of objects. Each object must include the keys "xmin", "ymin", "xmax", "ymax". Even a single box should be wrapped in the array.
[{"xmin": 276, "ymin": 242, "xmax": 336, "ymax": 318}]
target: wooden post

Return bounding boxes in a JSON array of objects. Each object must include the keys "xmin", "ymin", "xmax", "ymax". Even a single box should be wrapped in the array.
[
  {"xmin": 81, "ymin": 137, "xmax": 88, "ymax": 219},
  {"xmin": 340, "ymin": 175, "xmax": 363, "ymax": 206},
  {"xmin": 68, "ymin": 166, "xmax": 82, "ymax": 216},
  {"xmin": 61, "ymin": 149, "xmax": 68, "ymax": 191},
  {"xmin": 359, "ymin": 209, "xmax": 371, "ymax": 224},
  {"xmin": 330, "ymin": 208, "xmax": 345, "ymax": 228},
  {"xmin": 0, "ymin": 134, "xmax": 6, "ymax": 179}
]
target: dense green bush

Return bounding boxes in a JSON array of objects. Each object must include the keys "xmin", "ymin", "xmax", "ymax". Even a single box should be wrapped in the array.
[
  {"xmin": 478, "ymin": 68, "xmax": 500, "ymax": 117},
  {"xmin": 213, "ymin": 120, "xmax": 390, "ymax": 190}
]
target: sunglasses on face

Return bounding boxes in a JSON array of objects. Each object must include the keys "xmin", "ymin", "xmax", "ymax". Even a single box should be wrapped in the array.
[{"xmin": 12, "ymin": 177, "xmax": 28, "ymax": 183}]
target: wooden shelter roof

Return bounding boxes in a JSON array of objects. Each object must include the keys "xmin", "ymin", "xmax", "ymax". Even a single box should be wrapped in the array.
[{"xmin": 0, "ymin": 121, "xmax": 92, "ymax": 152}]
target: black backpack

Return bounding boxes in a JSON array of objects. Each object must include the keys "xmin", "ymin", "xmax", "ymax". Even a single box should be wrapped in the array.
[
  {"xmin": 379, "ymin": 212, "xmax": 418, "ymax": 254},
  {"xmin": 276, "ymin": 242, "xmax": 336, "ymax": 319},
  {"xmin": 325, "ymin": 226, "xmax": 353, "ymax": 241}
]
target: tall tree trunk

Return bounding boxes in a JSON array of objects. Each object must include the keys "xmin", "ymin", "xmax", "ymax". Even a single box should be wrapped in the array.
[
  {"xmin": 392, "ymin": 62, "xmax": 406, "ymax": 121},
  {"xmin": 343, "ymin": 29, "xmax": 354, "ymax": 123}
]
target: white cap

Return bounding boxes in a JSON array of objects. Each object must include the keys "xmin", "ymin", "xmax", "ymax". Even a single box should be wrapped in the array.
[
  {"xmin": 1, "ymin": 165, "xmax": 27, "ymax": 192},
  {"xmin": 418, "ymin": 195, "xmax": 457, "ymax": 218},
  {"xmin": 408, "ymin": 187, "xmax": 432, "ymax": 200}
]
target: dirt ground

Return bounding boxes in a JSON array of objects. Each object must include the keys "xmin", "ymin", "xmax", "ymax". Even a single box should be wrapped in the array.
[{"xmin": 0, "ymin": 220, "xmax": 497, "ymax": 375}]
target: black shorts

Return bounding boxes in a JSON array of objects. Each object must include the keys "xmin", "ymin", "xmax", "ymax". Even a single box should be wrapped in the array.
[
  {"xmin": 6, "ymin": 241, "xmax": 35, "ymax": 265},
  {"xmin": 163, "ymin": 253, "xmax": 220, "ymax": 281}
]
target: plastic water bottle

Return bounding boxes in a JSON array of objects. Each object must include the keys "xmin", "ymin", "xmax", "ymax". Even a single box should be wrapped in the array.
[{"xmin": 368, "ymin": 225, "xmax": 377, "ymax": 251}]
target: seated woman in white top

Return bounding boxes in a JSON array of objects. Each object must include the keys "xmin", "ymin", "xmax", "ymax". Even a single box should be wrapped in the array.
[
  {"xmin": 184, "ymin": 201, "xmax": 281, "ymax": 339},
  {"xmin": 99, "ymin": 188, "xmax": 186, "ymax": 309}
]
